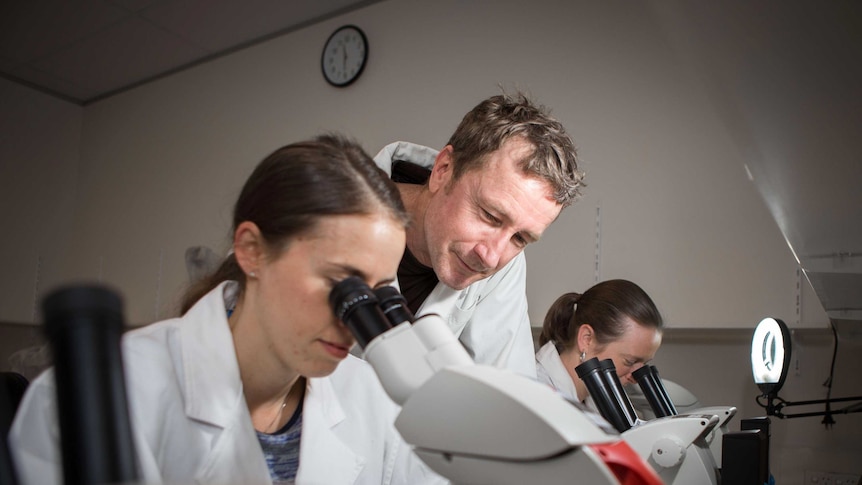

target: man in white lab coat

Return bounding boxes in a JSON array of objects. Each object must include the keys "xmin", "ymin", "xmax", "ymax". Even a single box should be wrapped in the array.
[{"xmin": 373, "ymin": 92, "xmax": 585, "ymax": 378}]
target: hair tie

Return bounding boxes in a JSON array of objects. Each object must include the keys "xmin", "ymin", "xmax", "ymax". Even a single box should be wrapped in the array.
[{"xmin": 571, "ymin": 292, "xmax": 582, "ymax": 311}]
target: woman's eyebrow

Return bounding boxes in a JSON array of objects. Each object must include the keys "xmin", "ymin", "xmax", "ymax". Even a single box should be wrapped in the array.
[{"xmin": 329, "ymin": 263, "xmax": 396, "ymax": 287}]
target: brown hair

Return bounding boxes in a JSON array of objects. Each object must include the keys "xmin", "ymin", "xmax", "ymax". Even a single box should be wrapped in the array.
[
  {"xmin": 446, "ymin": 92, "xmax": 585, "ymax": 207},
  {"xmin": 179, "ymin": 134, "xmax": 408, "ymax": 314},
  {"xmin": 539, "ymin": 279, "xmax": 663, "ymax": 352}
]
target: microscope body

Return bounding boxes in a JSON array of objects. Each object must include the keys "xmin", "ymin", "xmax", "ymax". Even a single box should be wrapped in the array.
[
  {"xmin": 363, "ymin": 305, "xmax": 726, "ymax": 485},
  {"xmin": 363, "ymin": 319, "xmax": 632, "ymax": 484},
  {"xmin": 627, "ymin": 369, "xmax": 738, "ymax": 477},
  {"xmin": 331, "ymin": 278, "xmax": 662, "ymax": 485},
  {"xmin": 623, "ymin": 414, "xmax": 721, "ymax": 485},
  {"xmin": 397, "ymin": 365, "xmax": 628, "ymax": 485}
]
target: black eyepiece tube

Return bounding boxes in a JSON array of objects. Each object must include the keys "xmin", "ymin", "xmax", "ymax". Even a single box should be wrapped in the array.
[
  {"xmin": 649, "ymin": 365, "xmax": 677, "ymax": 415},
  {"xmin": 632, "ymin": 365, "xmax": 668, "ymax": 417},
  {"xmin": 633, "ymin": 365, "xmax": 677, "ymax": 417},
  {"xmin": 41, "ymin": 285, "xmax": 140, "ymax": 485},
  {"xmin": 373, "ymin": 286, "xmax": 414, "ymax": 326},
  {"xmin": 599, "ymin": 359, "xmax": 639, "ymax": 428},
  {"xmin": 575, "ymin": 357, "xmax": 632, "ymax": 432},
  {"xmin": 329, "ymin": 276, "xmax": 392, "ymax": 349}
]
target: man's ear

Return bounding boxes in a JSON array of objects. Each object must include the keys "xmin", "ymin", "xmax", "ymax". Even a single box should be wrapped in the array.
[
  {"xmin": 233, "ymin": 221, "xmax": 265, "ymax": 276},
  {"xmin": 428, "ymin": 145, "xmax": 455, "ymax": 194}
]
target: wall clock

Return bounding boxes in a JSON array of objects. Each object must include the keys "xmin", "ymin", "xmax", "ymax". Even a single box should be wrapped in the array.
[{"xmin": 321, "ymin": 25, "xmax": 368, "ymax": 87}]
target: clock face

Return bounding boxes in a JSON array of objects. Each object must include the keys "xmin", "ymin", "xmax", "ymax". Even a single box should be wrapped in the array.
[{"xmin": 321, "ymin": 25, "xmax": 368, "ymax": 87}]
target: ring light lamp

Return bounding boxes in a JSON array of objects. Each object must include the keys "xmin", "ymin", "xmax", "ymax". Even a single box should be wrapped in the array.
[
  {"xmin": 751, "ymin": 317, "xmax": 791, "ymax": 398},
  {"xmin": 751, "ymin": 316, "xmax": 862, "ymax": 423}
]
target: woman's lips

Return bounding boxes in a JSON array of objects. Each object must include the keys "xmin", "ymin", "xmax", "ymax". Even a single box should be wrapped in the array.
[{"xmin": 320, "ymin": 340, "xmax": 350, "ymax": 359}]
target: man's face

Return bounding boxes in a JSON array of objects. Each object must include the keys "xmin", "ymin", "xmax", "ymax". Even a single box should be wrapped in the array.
[{"xmin": 420, "ymin": 138, "xmax": 562, "ymax": 290}]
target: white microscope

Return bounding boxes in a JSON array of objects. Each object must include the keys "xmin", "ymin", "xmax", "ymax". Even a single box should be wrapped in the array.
[
  {"xmin": 330, "ymin": 277, "xmax": 662, "ymax": 485},
  {"xmin": 629, "ymin": 364, "xmax": 737, "ymax": 470},
  {"xmin": 573, "ymin": 357, "xmax": 724, "ymax": 485},
  {"xmin": 331, "ymin": 277, "xmax": 743, "ymax": 485}
]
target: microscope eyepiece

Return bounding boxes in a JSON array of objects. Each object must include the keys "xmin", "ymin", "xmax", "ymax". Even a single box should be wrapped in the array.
[
  {"xmin": 632, "ymin": 365, "xmax": 652, "ymax": 381},
  {"xmin": 329, "ymin": 276, "xmax": 393, "ymax": 349},
  {"xmin": 575, "ymin": 356, "xmax": 603, "ymax": 378},
  {"xmin": 575, "ymin": 357, "xmax": 637, "ymax": 432},
  {"xmin": 373, "ymin": 286, "xmax": 414, "ymax": 326},
  {"xmin": 633, "ymin": 364, "xmax": 677, "ymax": 417},
  {"xmin": 329, "ymin": 276, "xmax": 377, "ymax": 321}
]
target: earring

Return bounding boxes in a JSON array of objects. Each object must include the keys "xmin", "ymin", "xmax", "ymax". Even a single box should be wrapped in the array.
[
  {"xmin": 579, "ymin": 350, "xmax": 586, "ymax": 362},
  {"xmin": 249, "ymin": 271, "xmax": 256, "ymax": 278}
]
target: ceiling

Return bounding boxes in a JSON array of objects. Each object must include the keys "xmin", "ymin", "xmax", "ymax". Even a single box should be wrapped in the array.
[
  {"xmin": 0, "ymin": 0, "xmax": 379, "ymax": 105},
  {"xmin": 2, "ymin": 0, "xmax": 860, "ymax": 328}
]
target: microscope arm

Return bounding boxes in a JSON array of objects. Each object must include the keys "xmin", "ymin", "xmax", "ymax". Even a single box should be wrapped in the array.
[
  {"xmin": 362, "ymin": 317, "xmax": 474, "ymax": 405},
  {"xmin": 363, "ymin": 314, "xmax": 616, "ymax": 456},
  {"xmin": 690, "ymin": 405, "xmax": 737, "ymax": 467}
]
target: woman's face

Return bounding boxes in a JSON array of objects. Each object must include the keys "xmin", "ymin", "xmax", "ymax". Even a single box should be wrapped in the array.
[
  {"xmin": 252, "ymin": 213, "xmax": 406, "ymax": 378},
  {"xmin": 592, "ymin": 317, "xmax": 662, "ymax": 385}
]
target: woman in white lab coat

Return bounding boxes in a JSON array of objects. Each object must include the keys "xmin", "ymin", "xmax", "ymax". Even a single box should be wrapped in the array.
[
  {"xmin": 10, "ymin": 135, "xmax": 443, "ymax": 485},
  {"xmin": 535, "ymin": 279, "xmax": 664, "ymax": 405}
]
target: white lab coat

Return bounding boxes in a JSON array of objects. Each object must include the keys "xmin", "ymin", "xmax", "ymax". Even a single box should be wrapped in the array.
[
  {"xmin": 10, "ymin": 281, "xmax": 444, "ymax": 485},
  {"xmin": 374, "ymin": 141, "xmax": 537, "ymax": 379},
  {"xmin": 535, "ymin": 341, "xmax": 579, "ymax": 402},
  {"xmin": 536, "ymin": 341, "xmax": 617, "ymax": 418}
]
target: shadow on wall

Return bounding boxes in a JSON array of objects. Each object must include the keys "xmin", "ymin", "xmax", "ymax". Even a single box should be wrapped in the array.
[
  {"xmin": 0, "ymin": 323, "xmax": 47, "ymax": 382},
  {"xmin": 0, "ymin": 245, "xmax": 223, "ymax": 382}
]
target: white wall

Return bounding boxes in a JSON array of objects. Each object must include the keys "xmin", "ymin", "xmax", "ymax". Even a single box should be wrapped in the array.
[
  {"xmin": 0, "ymin": 77, "xmax": 81, "ymax": 323},
  {"xmin": 25, "ymin": 0, "xmax": 827, "ymax": 328},
  {"xmin": 1, "ymin": 1, "xmax": 857, "ymax": 483}
]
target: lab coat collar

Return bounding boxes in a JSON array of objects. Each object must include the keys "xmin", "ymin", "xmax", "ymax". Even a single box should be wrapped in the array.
[
  {"xmin": 178, "ymin": 281, "xmax": 244, "ymax": 428},
  {"xmin": 174, "ymin": 282, "xmax": 271, "ymax": 483},
  {"xmin": 374, "ymin": 141, "xmax": 439, "ymax": 175},
  {"xmin": 298, "ymin": 375, "xmax": 364, "ymax": 484},
  {"xmin": 536, "ymin": 341, "xmax": 579, "ymax": 402}
]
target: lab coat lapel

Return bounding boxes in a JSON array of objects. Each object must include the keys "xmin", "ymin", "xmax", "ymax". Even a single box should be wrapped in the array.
[
  {"xmin": 193, "ymin": 412, "xmax": 270, "ymax": 485},
  {"xmin": 297, "ymin": 377, "xmax": 364, "ymax": 484},
  {"xmin": 179, "ymin": 282, "xmax": 243, "ymax": 426},
  {"xmin": 178, "ymin": 283, "xmax": 271, "ymax": 484},
  {"xmin": 536, "ymin": 341, "xmax": 579, "ymax": 402}
]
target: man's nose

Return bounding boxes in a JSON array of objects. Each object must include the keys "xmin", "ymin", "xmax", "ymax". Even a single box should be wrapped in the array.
[{"xmin": 475, "ymin": 232, "xmax": 510, "ymax": 269}]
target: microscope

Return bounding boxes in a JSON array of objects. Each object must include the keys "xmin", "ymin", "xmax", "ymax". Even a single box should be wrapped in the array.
[
  {"xmin": 574, "ymin": 357, "xmax": 724, "ymax": 485},
  {"xmin": 330, "ymin": 277, "xmax": 662, "ymax": 485},
  {"xmin": 331, "ymin": 277, "xmax": 742, "ymax": 484},
  {"xmin": 631, "ymin": 365, "xmax": 737, "ymax": 470}
]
